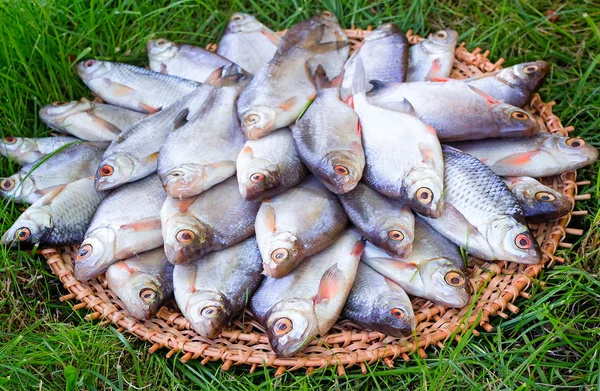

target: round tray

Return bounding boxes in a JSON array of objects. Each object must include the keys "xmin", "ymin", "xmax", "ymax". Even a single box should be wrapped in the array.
[{"xmin": 41, "ymin": 29, "xmax": 586, "ymax": 376}]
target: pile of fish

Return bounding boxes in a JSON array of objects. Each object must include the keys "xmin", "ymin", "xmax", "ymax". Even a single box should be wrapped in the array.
[{"xmin": 2, "ymin": 11, "xmax": 597, "ymax": 358}]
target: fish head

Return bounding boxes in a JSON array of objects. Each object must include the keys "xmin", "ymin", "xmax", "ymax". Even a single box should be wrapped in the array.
[
  {"xmin": 76, "ymin": 60, "xmax": 113, "ymax": 82},
  {"xmin": 261, "ymin": 231, "xmax": 301, "ymax": 278},
  {"xmin": 266, "ymin": 298, "xmax": 318, "ymax": 357},
  {"xmin": 163, "ymin": 215, "xmax": 214, "ymax": 265},
  {"xmin": 405, "ymin": 168, "xmax": 444, "ymax": 218},
  {"xmin": 162, "ymin": 163, "xmax": 235, "ymax": 199},
  {"xmin": 1, "ymin": 137, "xmax": 35, "ymax": 159},
  {"xmin": 183, "ymin": 290, "xmax": 230, "ymax": 338},
  {"xmin": 0, "ymin": 173, "xmax": 36, "ymax": 203},
  {"xmin": 226, "ymin": 13, "xmax": 260, "ymax": 33},
  {"xmin": 426, "ymin": 29, "xmax": 458, "ymax": 50},
  {"xmin": 95, "ymin": 153, "xmax": 137, "ymax": 190},
  {"xmin": 73, "ymin": 227, "xmax": 117, "ymax": 281},
  {"xmin": 504, "ymin": 61, "xmax": 549, "ymax": 92},
  {"xmin": 375, "ymin": 216, "xmax": 414, "ymax": 258},
  {"xmin": 419, "ymin": 259, "xmax": 471, "ymax": 308},
  {"xmin": 317, "ymin": 150, "xmax": 364, "ymax": 194},
  {"xmin": 487, "ymin": 216, "xmax": 541, "ymax": 264},
  {"xmin": 146, "ymin": 39, "xmax": 178, "ymax": 62},
  {"xmin": 240, "ymin": 105, "xmax": 277, "ymax": 139},
  {"xmin": 370, "ymin": 292, "xmax": 415, "ymax": 337},
  {"xmin": 551, "ymin": 136, "xmax": 598, "ymax": 166},
  {"xmin": 491, "ymin": 104, "xmax": 539, "ymax": 137},
  {"xmin": 367, "ymin": 23, "xmax": 400, "ymax": 42},
  {"xmin": 38, "ymin": 100, "xmax": 92, "ymax": 129},
  {"xmin": 237, "ymin": 156, "xmax": 282, "ymax": 202},
  {"xmin": 2, "ymin": 208, "xmax": 52, "ymax": 247},
  {"xmin": 512, "ymin": 179, "xmax": 572, "ymax": 220}
]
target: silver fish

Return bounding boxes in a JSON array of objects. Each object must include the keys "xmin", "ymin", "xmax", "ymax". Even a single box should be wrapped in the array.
[
  {"xmin": 421, "ymin": 146, "xmax": 541, "ymax": 264},
  {"xmin": 76, "ymin": 60, "xmax": 199, "ymax": 113},
  {"xmin": 338, "ymin": 182, "xmax": 414, "ymax": 258},
  {"xmin": 342, "ymin": 263, "xmax": 415, "ymax": 337},
  {"xmin": 0, "ymin": 136, "xmax": 79, "ymax": 165},
  {"xmin": 2, "ymin": 177, "xmax": 107, "ymax": 247},
  {"xmin": 105, "ymin": 248, "xmax": 174, "ymax": 320},
  {"xmin": 39, "ymin": 100, "xmax": 147, "ymax": 141},
  {"xmin": 217, "ymin": 13, "xmax": 281, "ymax": 74},
  {"xmin": 449, "ymin": 134, "xmax": 598, "ymax": 177},
  {"xmin": 465, "ymin": 61, "xmax": 549, "ymax": 108},
  {"xmin": 294, "ymin": 67, "xmax": 365, "ymax": 194},
  {"xmin": 0, "ymin": 142, "xmax": 105, "ymax": 204},
  {"xmin": 502, "ymin": 176, "xmax": 572, "ymax": 223},
  {"xmin": 161, "ymin": 176, "xmax": 259, "ymax": 265},
  {"xmin": 250, "ymin": 228, "xmax": 364, "ymax": 357},
  {"xmin": 367, "ymin": 78, "xmax": 539, "ymax": 141},
  {"xmin": 236, "ymin": 127, "xmax": 308, "ymax": 202},
  {"xmin": 74, "ymin": 174, "xmax": 166, "ymax": 281},
  {"xmin": 406, "ymin": 29, "xmax": 458, "ymax": 82},
  {"xmin": 173, "ymin": 237, "xmax": 263, "ymax": 338},
  {"xmin": 255, "ymin": 176, "xmax": 349, "ymax": 278}
]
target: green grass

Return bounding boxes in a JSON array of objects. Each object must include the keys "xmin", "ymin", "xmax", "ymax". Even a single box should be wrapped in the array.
[{"xmin": 1, "ymin": 0, "xmax": 599, "ymax": 389}]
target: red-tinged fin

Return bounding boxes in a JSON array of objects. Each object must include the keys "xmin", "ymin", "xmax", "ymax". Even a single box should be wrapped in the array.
[
  {"xmin": 177, "ymin": 197, "xmax": 196, "ymax": 212},
  {"xmin": 495, "ymin": 150, "xmax": 541, "ymax": 166},
  {"xmin": 425, "ymin": 58, "xmax": 442, "ymax": 80},
  {"xmin": 391, "ymin": 261, "xmax": 416, "ymax": 270},
  {"xmin": 35, "ymin": 185, "xmax": 63, "ymax": 197},
  {"xmin": 428, "ymin": 77, "xmax": 451, "ymax": 83},
  {"xmin": 351, "ymin": 240, "xmax": 366, "ymax": 256},
  {"xmin": 139, "ymin": 102, "xmax": 161, "ymax": 114},
  {"xmin": 115, "ymin": 261, "xmax": 137, "ymax": 275},
  {"xmin": 351, "ymin": 140, "xmax": 363, "ymax": 154},
  {"xmin": 261, "ymin": 28, "xmax": 281, "ymax": 45},
  {"xmin": 384, "ymin": 277, "xmax": 404, "ymax": 292},
  {"xmin": 39, "ymin": 184, "xmax": 68, "ymax": 205},
  {"xmin": 80, "ymin": 97, "xmax": 91, "ymax": 103},
  {"xmin": 313, "ymin": 264, "xmax": 344, "ymax": 304},
  {"xmin": 160, "ymin": 63, "xmax": 168, "ymax": 74},
  {"xmin": 204, "ymin": 66, "xmax": 224, "ymax": 86},
  {"xmin": 278, "ymin": 96, "xmax": 297, "ymax": 112},
  {"xmin": 329, "ymin": 71, "xmax": 344, "ymax": 88},
  {"xmin": 120, "ymin": 218, "xmax": 161, "ymax": 232},
  {"xmin": 425, "ymin": 125, "xmax": 437, "ymax": 135},
  {"xmin": 418, "ymin": 142, "xmax": 437, "ymax": 170},
  {"xmin": 261, "ymin": 203, "xmax": 277, "ymax": 232},
  {"xmin": 357, "ymin": 119, "xmax": 362, "ymax": 137},
  {"xmin": 241, "ymin": 146, "xmax": 253, "ymax": 155},
  {"xmin": 344, "ymin": 95, "xmax": 354, "ymax": 108},
  {"xmin": 107, "ymin": 82, "xmax": 135, "ymax": 97},
  {"xmin": 468, "ymin": 85, "xmax": 501, "ymax": 105}
]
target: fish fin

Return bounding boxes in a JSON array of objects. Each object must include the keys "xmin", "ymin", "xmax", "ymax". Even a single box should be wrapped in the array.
[
  {"xmin": 172, "ymin": 108, "xmax": 190, "ymax": 131},
  {"xmin": 344, "ymin": 95, "xmax": 354, "ymax": 108},
  {"xmin": 384, "ymin": 277, "xmax": 404, "ymax": 292},
  {"xmin": 221, "ymin": 63, "xmax": 249, "ymax": 86},
  {"xmin": 418, "ymin": 142, "xmax": 437, "ymax": 169},
  {"xmin": 139, "ymin": 102, "xmax": 161, "ymax": 113},
  {"xmin": 261, "ymin": 28, "xmax": 281, "ymax": 45},
  {"xmin": 80, "ymin": 97, "xmax": 91, "ymax": 103},
  {"xmin": 375, "ymin": 97, "xmax": 417, "ymax": 115},
  {"xmin": 351, "ymin": 240, "xmax": 366, "ymax": 256},
  {"xmin": 261, "ymin": 203, "xmax": 277, "ymax": 232},
  {"xmin": 312, "ymin": 65, "xmax": 329, "ymax": 89},
  {"xmin": 351, "ymin": 140, "xmax": 363, "ymax": 154},
  {"xmin": 35, "ymin": 185, "xmax": 62, "ymax": 197},
  {"xmin": 177, "ymin": 197, "xmax": 196, "ymax": 212},
  {"xmin": 313, "ymin": 264, "xmax": 345, "ymax": 304},
  {"xmin": 350, "ymin": 57, "xmax": 367, "ymax": 97},
  {"xmin": 425, "ymin": 58, "xmax": 442, "ymax": 80},
  {"xmin": 141, "ymin": 151, "xmax": 159, "ymax": 165},
  {"xmin": 120, "ymin": 218, "xmax": 161, "ymax": 232},
  {"xmin": 204, "ymin": 160, "xmax": 236, "ymax": 179},
  {"xmin": 160, "ymin": 63, "xmax": 168, "ymax": 74},
  {"xmin": 443, "ymin": 202, "xmax": 486, "ymax": 243},
  {"xmin": 428, "ymin": 77, "xmax": 452, "ymax": 83},
  {"xmin": 278, "ymin": 96, "xmax": 297, "ymax": 112},
  {"xmin": 494, "ymin": 151, "xmax": 541, "ymax": 166},
  {"xmin": 241, "ymin": 145, "xmax": 254, "ymax": 156},
  {"xmin": 367, "ymin": 80, "xmax": 393, "ymax": 94},
  {"xmin": 105, "ymin": 81, "xmax": 135, "ymax": 97},
  {"xmin": 90, "ymin": 115, "xmax": 121, "ymax": 136},
  {"xmin": 39, "ymin": 184, "xmax": 68, "ymax": 205},
  {"xmin": 467, "ymin": 85, "xmax": 501, "ymax": 105},
  {"xmin": 301, "ymin": 25, "xmax": 349, "ymax": 54}
]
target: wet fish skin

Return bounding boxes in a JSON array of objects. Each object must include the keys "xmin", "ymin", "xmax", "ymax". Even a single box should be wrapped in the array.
[
  {"xmin": 338, "ymin": 182, "xmax": 414, "ymax": 258},
  {"xmin": 0, "ymin": 136, "xmax": 79, "ymax": 165},
  {"xmin": 0, "ymin": 142, "xmax": 105, "ymax": 204},
  {"xmin": 421, "ymin": 146, "xmax": 541, "ymax": 264},
  {"xmin": 173, "ymin": 237, "xmax": 263, "ymax": 338},
  {"xmin": 74, "ymin": 174, "xmax": 166, "ymax": 281},
  {"xmin": 502, "ymin": 176, "xmax": 572, "ymax": 223},
  {"xmin": 105, "ymin": 248, "xmax": 174, "ymax": 320},
  {"xmin": 255, "ymin": 176, "xmax": 349, "ymax": 278},
  {"xmin": 250, "ymin": 228, "xmax": 364, "ymax": 357},
  {"xmin": 342, "ymin": 263, "xmax": 415, "ymax": 337},
  {"xmin": 406, "ymin": 29, "xmax": 458, "ymax": 82},
  {"xmin": 2, "ymin": 177, "xmax": 107, "ymax": 247},
  {"xmin": 76, "ymin": 59, "xmax": 199, "ymax": 113},
  {"xmin": 217, "ymin": 13, "xmax": 281, "ymax": 74},
  {"xmin": 161, "ymin": 176, "xmax": 260, "ymax": 265},
  {"xmin": 465, "ymin": 61, "xmax": 549, "ymax": 108},
  {"xmin": 449, "ymin": 134, "xmax": 598, "ymax": 177},
  {"xmin": 39, "ymin": 100, "xmax": 147, "ymax": 142},
  {"xmin": 236, "ymin": 128, "xmax": 308, "ymax": 202}
]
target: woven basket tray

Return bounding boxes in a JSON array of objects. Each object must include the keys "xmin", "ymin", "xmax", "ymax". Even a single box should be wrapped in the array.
[{"xmin": 40, "ymin": 29, "xmax": 588, "ymax": 375}]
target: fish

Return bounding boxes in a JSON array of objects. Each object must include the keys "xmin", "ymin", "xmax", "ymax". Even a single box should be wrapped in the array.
[
  {"xmin": 74, "ymin": 174, "xmax": 166, "ymax": 281},
  {"xmin": 147, "ymin": 38, "xmax": 240, "ymax": 83},
  {"xmin": 338, "ymin": 182, "xmax": 414, "ymax": 258},
  {"xmin": 39, "ymin": 100, "xmax": 147, "ymax": 142},
  {"xmin": 161, "ymin": 176, "xmax": 260, "ymax": 265},
  {"xmin": 236, "ymin": 127, "xmax": 308, "ymax": 202},
  {"xmin": 351, "ymin": 67, "xmax": 445, "ymax": 217},
  {"xmin": 420, "ymin": 146, "xmax": 542, "ymax": 264},
  {"xmin": 449, "ymin": 134, "xmax": 598, "ymax": 177},
  {"xmin": 0, "ymin": 136, "xmax": 79, "ymax": 165},
  {"xmin": 342, "ymin": 263, "xmax": 415, "ymax": 337},
  {"xmin": 250, "ymin": 228, "xmax": 364, "ymax": 357},
  {"xmin": 173, "ymin": 237, "xmax": 263, "ymax": 338},
  {"xmin": 237, "ymin": 25, "xmax": 348, "ymax": 140},
  {"xmin": 366, "ymin": 78, "xmax": 539, "ymax": 141},
  {"xmin": 76, "ymin": 60, "xmax": 199, "ymax": 113},
  {"xmin": 340, "ymin": 23, "xmax": 409, "ymax": 100},
  {"xmin": 158, "ymin": 72, "xmax": 247, "ymax": 199},
  {"xmin": 105, "ymin": 248, "xmax": 174, "ymax": 320},
  {"xmin": 406, "ymin": 29, "xmax": 458, "ymax": 82},
  {"xmin": 95, "ymin": 84, "xmax": 215, "ymax": 191},
  {"xmin": 217, "ymin": 13, "xmax": 281, "ymax": 74},
  {"xmin": 502, "ymin": 176, "xmax": 572, "ymax": 223},
  {"xmin": 293, "ymin": 66, "xmax": 365, "ymax": 194},
  {"xmin": 465, "ymin": 61, "xmax": 549, "ymax": 108},
  {"xmin": 0, "ymin": 142, "xmax": 105, "ymax": 204},
  {"xmin": 255, "ymin": 176, "xmax": 349, "ymax": 278},
  {"xmin": 2, "ymin": 177, "xmax": 107, "ymax": 247}
]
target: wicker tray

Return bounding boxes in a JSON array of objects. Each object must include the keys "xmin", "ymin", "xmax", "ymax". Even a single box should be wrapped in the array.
[{"xmin": 40, "ymin": 29, "xmax": 589, "ymax": 375}]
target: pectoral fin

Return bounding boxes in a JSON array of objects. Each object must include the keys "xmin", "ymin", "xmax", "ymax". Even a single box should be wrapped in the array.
[
  {"xmin": 120, "ymin": 218, "xmax": 161, "ymax": 232},
  {"xmin": 261, "ymin": 204, "xmax": 277, "ymax": 232},
  {"xmin": 494, "ymin": 151, "xmax": 540, "ymax": 166},
  {"xmin": 313, "ymin": 264, "xmax": 345, "ymax": 304}
]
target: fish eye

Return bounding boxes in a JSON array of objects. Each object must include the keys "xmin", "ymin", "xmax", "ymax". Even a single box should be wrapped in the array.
[
  {"xmin": 535, "ymin": 191, "xmax": 556, "ymax": 202},
  {"xmin": 416, "ymin": 187, "xmax": 433, "ymax": 204},
  {"xmin": 17, "ymin": 228, "xmax": 31, "ymax": 241},
  {"xmin": 250, "ymin": 173, "xmax": 265, "ymax": 183},
  {"xmin": 270, "ymin": 248, "xmax": 289, "ymax": 263},
  {"xmin": 139, "ymin": 288, "xmax": 157, "ymax": 303},
  {"xmin": 156, "ymin": 39, "xmax": 167, "ymax": 46},
  {"xmin": 272, "ymin": 317, "xmax": 293, "ymax": 336},
  {"xmin": 334, "ymin": 165, "xmax": 349, "ymax": 176},
  {"xmin": 83, "ymin": 60, "xmax": 96, "ymax": 68},
  {"xmin": 76, "ymin": 244, "xmax": 93, "ymax": 261},
  {"xmin": 511, "ymin": 111, "xmax": 530, "ymax": 120},
  {"xmin": 244, "ymin": 114, "xmax": 260, "ymax": 125},
  {"xmin": 99, "ymin": 165, "xmax": 114, "ymax": 177},
  {"xmin": 176, "ymin": 229, "xmax": 195, "ymax": 244},
  {"xmin": 444, "ymin": 271, "xmax": 465, "ymax": 286},
  {"xmin": 1, "ymin": 178, "xmax": 15, "ymax": 191},
  {"xmin": 201, "ymin": 305, "xmax": 220, "ymax": 318},
  {"xmin": 515, "ymin": 233, "xmax": 533, "ymax": 249},
  {"xmin": 322, "ymin": 11, "xmax": 334, "ymax": 18},
  {"xmin": 566, "ymin": 138, "xmax": 584, "ymax": 148},
  {"xmin": 3, "ymin": 137, "xmax": 17, "ymax": 144},
  {"xmin": 231, "ymin": 14, "xmax": 244, "ymax": 22},
  {"xmin": 52, "ymin": 101, "xmax": 69, "ymax": 106},
  {"xmin": 434, "ymin": 30, "xmax": 448, "ymax": 39},
  {"xmin": 390, "ymin": 308, "xmax": 405, "ymax": 319},
  {"xmin": 523, "ymin": 65, "xmax": 539, "ymax": 74},
  {"xmin": 388, "ymin": 230, "xmax": 404, "ymax": 241}
]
